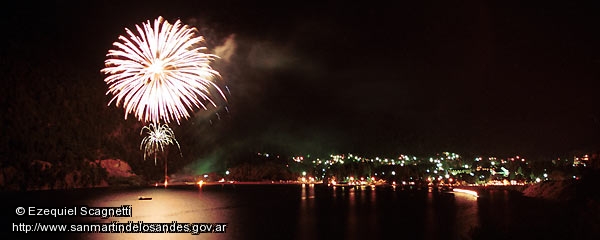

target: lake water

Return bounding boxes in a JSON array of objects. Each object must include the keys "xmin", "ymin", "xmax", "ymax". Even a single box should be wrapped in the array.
[{"xmin": 2, "ymin": 184, "xmax": 597, "ymax": 239}]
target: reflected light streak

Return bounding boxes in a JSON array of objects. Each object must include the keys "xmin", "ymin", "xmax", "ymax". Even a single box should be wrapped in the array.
[{"xmin": 453, "ymin": 188, "xmax": 479, "ymax": 198}]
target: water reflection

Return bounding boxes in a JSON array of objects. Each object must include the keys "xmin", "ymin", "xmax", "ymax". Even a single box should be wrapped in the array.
[
  {"xmin": 297, "ymin": 185, "xmax": 482, "ymax": 240},
  {"xmin": 476, "ymin": 189, "xmax": 513, "ymax": 237},
  {"xmin": 452, "ymin": 189, "xmax": 480, "ymax": 240},
  {"xmin": 78, "ymin": 187, "xmax": 238, "ymax": 240},
  {"xmin": 300, "ymin": 183, "xmax": 315, "ymax": 200},
  {"xmin": 6, "ymin": 184, "xmax": 565, "ymax": 240},
  {"xmin": 297, "ymin": 184, "xmax": 316, "ymax": 240}
]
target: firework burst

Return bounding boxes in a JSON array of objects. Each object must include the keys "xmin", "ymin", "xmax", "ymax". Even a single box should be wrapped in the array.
[
  {"xmin": 140, "ymin": 123, "xmax": 181, "ymax": 165},
  {"xmin": 102, "ymin": 16, "xmax": 226, "ymax": 124}
]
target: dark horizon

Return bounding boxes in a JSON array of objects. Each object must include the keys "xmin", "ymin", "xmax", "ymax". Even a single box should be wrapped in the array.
[{"xmin": 2, "ymin": 0, "xmax": 600, "ymax": 165}]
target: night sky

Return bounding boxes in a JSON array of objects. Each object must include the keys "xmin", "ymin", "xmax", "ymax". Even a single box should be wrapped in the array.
[{"xmin": 2, "ymin": 1, "xmax": 600, "ymax": 161}]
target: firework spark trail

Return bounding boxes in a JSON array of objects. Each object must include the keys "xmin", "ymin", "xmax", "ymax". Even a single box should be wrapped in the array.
[
  {"xmin": 102, "ymin": 16, "xmax": 226, "ymax": 124},
  {"xmin": 140, "ymin": 123, "xmax": 182, "ymax": 165}
]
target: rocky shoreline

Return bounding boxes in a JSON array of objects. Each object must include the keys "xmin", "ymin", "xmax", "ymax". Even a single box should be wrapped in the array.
[
  {"xmin": 0, "ymin": 159, "xmax": 145, "ymax": 191},
  {"xmin": 521, "ymin": 176, "xmax": 600, "ymax": 238},
  {"xmin": 521, "ymin": 171, "xmax": 600, "ymax": 203},
  {"xmin": 522, "ymin": 179, "xmax": 579, "ymax": 201}
]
